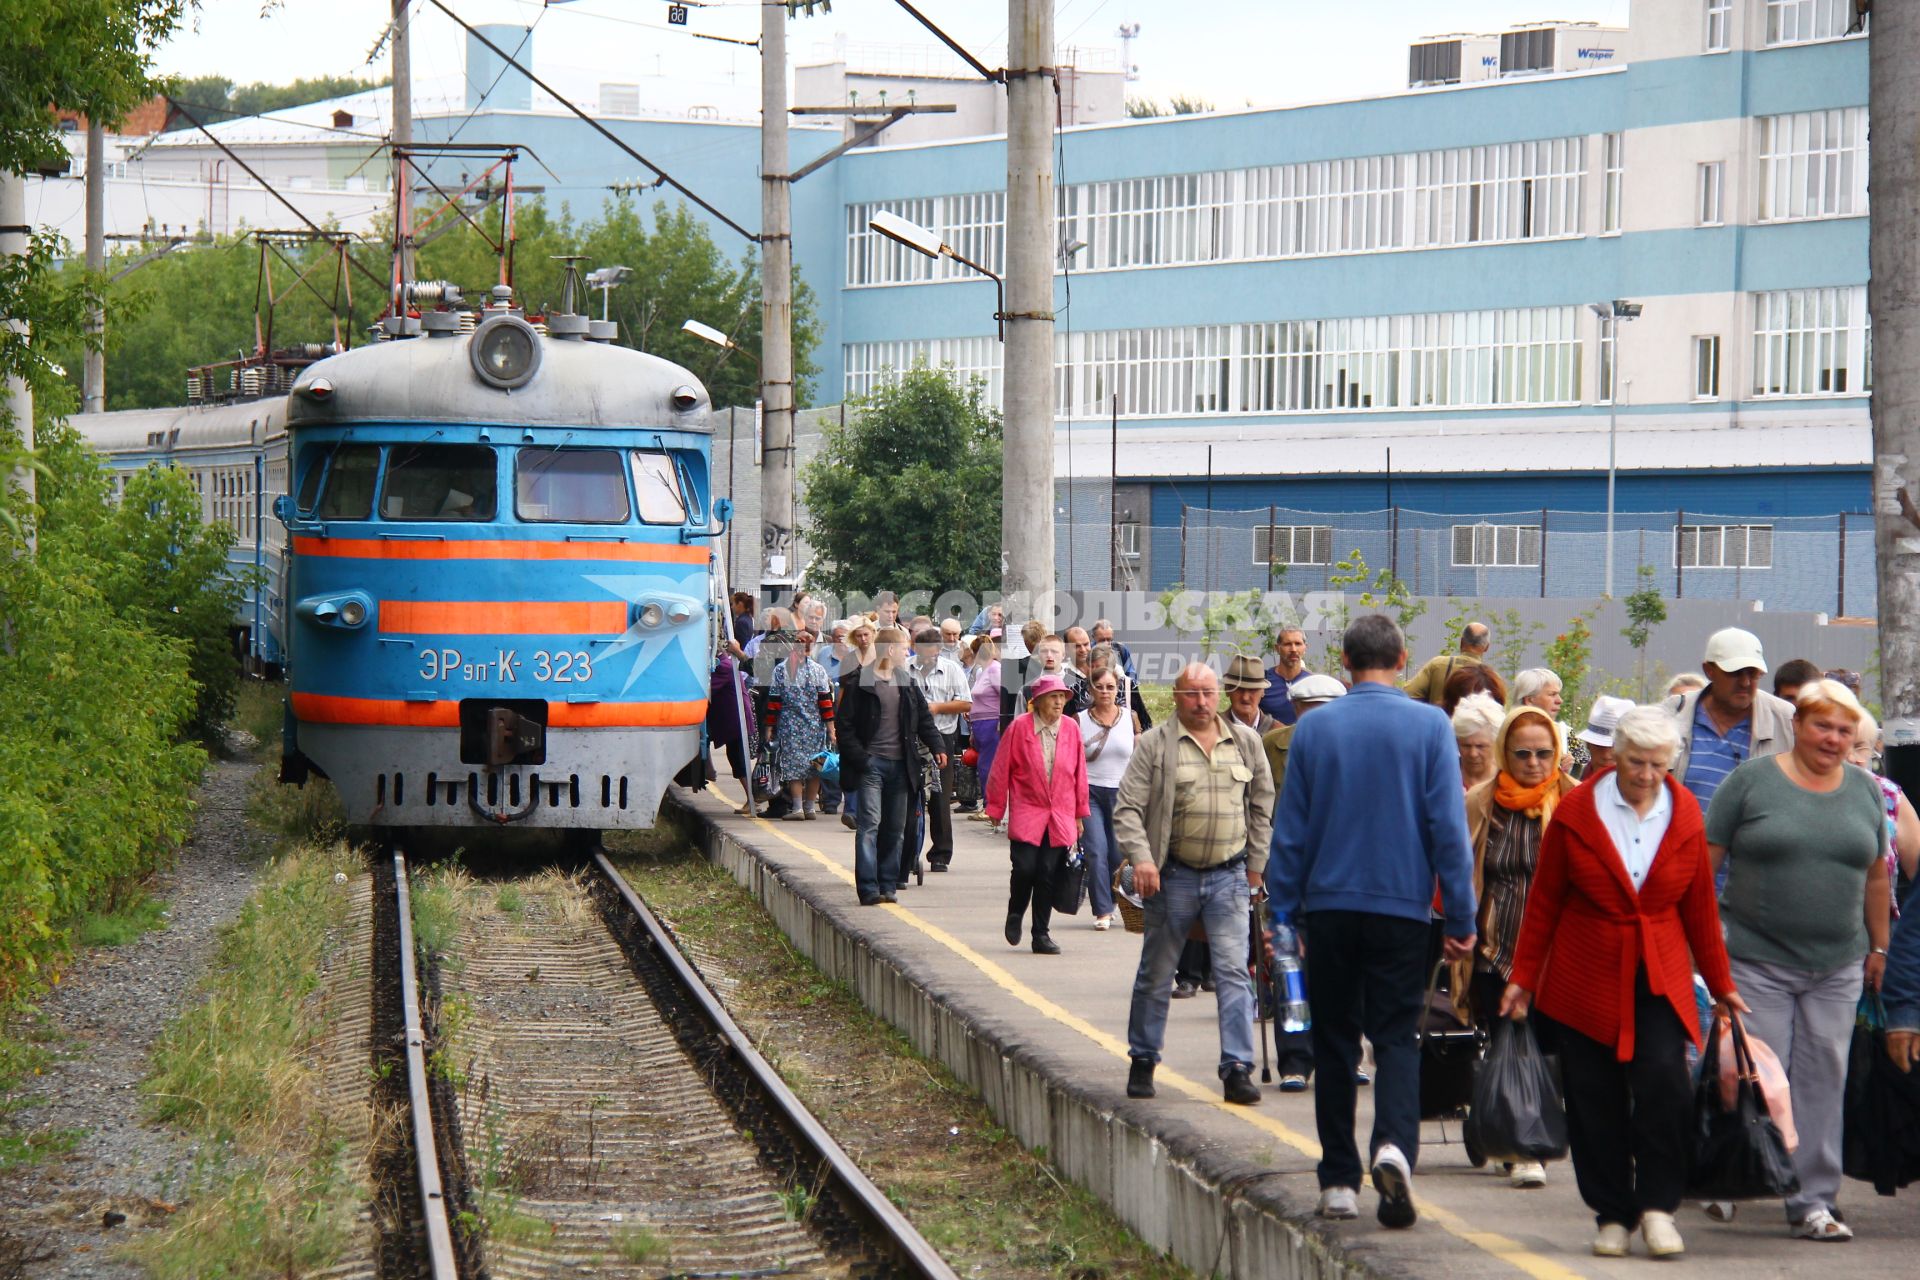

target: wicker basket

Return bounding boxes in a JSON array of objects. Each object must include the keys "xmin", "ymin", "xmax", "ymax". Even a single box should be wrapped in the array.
[{"xmin": 1112, "ymin": 866, "xmax": 1147, "ymax": 935}]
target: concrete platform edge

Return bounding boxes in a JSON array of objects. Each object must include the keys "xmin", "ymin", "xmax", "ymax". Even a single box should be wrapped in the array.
[{"xmin": 662, "ymin": 793, "xmax": 1395, "ymax": 1280}]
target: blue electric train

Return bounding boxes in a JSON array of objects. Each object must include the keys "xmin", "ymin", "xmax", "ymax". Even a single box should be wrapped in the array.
[{"xmin": 72, "ymin": 283, "xmax": 730, "ymax": 835}]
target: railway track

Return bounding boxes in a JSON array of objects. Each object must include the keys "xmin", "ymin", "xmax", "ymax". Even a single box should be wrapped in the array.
[{"xmin": 383, "ymin": 849, "xmax": 955, "ymax": 1280}]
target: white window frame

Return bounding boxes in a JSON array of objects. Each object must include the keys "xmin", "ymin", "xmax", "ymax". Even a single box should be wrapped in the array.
[
  {"xmin": 1601, "ymin": 133, "xmax": 1624, "ymax": 234},
  {"xmin": 1758, "ymin": 108, "xmax": 1868, "ymax": 223},
  {"xmin": 1694, "ymin": 334, "xmax": 1722, "ymax": 400},
  {"xmin": 1697, "ymin": 161, "xmax": 1725, "ymax": 226},
  {"xmin": 1597, "ymin": 314, "xmax": 1617, "ymax": 405},
  {"xmin": 1451, "ymin": 523, "xmax": 1542, "ymax": 568},
  {"xmin": 1765, "ymin": 0, "xmax": 1864, "ymax": 46},
  {"xmin": 1751, "ymin": 286, "xmax": 1868, "ymax": 397},
  {"xmin": 1705, "ymin": 0, "xmax": 1733, "ymax": 51},
  {"xmin": 1254, "ymin": 524, "xmax": 1333, "ymax": 567},
  {"xmin": 1675, "ymin": 523, "xmax": 1774, "ymax": 569},
  {"xmin": 1117, "ymin": 520, "xmax": 1142, "ymax": 560}
]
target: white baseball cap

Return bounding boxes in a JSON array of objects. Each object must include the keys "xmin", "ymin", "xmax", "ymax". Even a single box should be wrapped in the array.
[
  {"xmin": 1703, "ymin": 627, "xmax": 1767, "ymax": 674},
  {"xmin": 1577, "ymin": 695, "xmax": 1635, "ymax": 747}
]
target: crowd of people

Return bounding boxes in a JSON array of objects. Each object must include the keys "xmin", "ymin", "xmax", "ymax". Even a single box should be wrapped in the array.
[{"xmin": 718, "ymin": 594, "xmax": 1920, "ymax": 1257}]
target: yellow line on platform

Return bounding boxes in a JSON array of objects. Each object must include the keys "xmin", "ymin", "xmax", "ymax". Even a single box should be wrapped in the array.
[{"xmin": 703, "ymin": 783, "xmax": 1581, "ymax": 1280}]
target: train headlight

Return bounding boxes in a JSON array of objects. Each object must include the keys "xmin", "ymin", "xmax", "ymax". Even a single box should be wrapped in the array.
[
  {"xmin": 637, "ymin": 603, "xmax": 666, "ymax": 629},
  {"xmin": 470, "ymin": 315, "xmax": 542, "ymax": 390},
  {"xmin": 295, "ymin": 591, "xmax": 374, "ymax": 630}
]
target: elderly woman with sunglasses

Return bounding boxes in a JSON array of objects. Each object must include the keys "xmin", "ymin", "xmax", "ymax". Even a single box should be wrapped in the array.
[{"xmin": 1454, "ymin": 702, "xmax": 1579, "ymax": 1189}]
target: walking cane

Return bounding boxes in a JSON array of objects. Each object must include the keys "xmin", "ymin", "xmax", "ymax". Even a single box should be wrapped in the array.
[{"xmin": 1254, "ymin": 895, "xmax": 1273, "ymax": 1084}]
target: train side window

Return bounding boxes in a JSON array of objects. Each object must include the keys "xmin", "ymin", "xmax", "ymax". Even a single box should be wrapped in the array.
[
  {"xmin": 316, "ymin": 444, "xmax": 381, "ymax": 520},
  {"xmin": 515, "ymin": 448, "xmax": 631, "ymax": 523},
  {"xmin": 381, "ymin": 443, "xmax": 497, "ymax": 520},
  {"xmin": 631, "ymin": 450, "xmax": 687, "ymax": 524}
]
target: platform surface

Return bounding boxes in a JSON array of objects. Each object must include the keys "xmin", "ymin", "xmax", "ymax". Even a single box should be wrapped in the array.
[{"xmin": 683, "ymin": 779, "xmax": 1915, "ymax": 1278}]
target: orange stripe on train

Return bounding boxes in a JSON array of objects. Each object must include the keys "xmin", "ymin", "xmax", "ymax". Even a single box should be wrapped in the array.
[
  {"xmin": 291, "ymin": 694, "xmax": 707, "ymax": 728},
  {"xmin": 292, "ymin": 536, "xmax": 709, "ymax": 565},
  {"xmin": 378, "ymin": 601, "xmax": 629, "ymax": 635}
]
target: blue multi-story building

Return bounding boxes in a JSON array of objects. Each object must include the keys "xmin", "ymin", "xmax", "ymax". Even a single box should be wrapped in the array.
[{"xmin": 126, "ymin": 1, "xmax": 1877, "ymax": 612}]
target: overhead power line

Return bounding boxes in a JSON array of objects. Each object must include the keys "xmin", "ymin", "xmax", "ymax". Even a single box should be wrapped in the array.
[{"xmin": 421, "ymin": 0, "xmax": 758, "ymax": 245}]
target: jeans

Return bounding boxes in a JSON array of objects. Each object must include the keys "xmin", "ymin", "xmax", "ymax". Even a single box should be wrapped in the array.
[
  {"xmin": 854, "ymin": 756, "xmax": 911, "ymax": 901},
  {"xmin": 1082, "ymin": 785, "xmax": 1120, "ymax": 917},
  {"xmin": 1126, "ymin": 861, "xmax": 1256, "ymax": 1077},
  {"xmin": 1303, "ymin": 910, "xmax": 1428, "ymax": 1191},
  {"xmin": 1731, "ymin": 955, "xmax": 1863, "ymax": 1221},
  {"xmin": 970, "ymin": 716, "xmax": 1001, "ymax": 797}
]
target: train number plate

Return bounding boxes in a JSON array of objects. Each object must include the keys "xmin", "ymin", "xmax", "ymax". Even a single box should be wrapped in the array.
[{"xmin": 419, "ymin": 647, "xmax": 595, "ymax": 684}]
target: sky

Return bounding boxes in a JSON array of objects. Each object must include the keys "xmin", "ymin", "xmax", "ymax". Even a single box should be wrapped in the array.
[{"xmin": 152, "ymin": 0, "xmax": 1635, "ymax": 115}]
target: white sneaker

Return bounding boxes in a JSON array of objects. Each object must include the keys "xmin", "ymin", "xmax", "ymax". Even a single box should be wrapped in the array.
[
  {"xmin": 1509, "ymin": 1161, "xmax": 1547, "ymax": 1189},
  {"xmin": 1369, "ymin": 1144, "xmax": 1416, "ymax": 1228},
  {"xmin": 1792, "ymin": 1208, "xmax": 1853, "ymax": 1242},
  {"xmin": 1092, "ymin": 915, "xmax": 1113, "ymax": 931},
  {"xmin": 1317, "ymin": 1186, "xmax": 1359, "ymax": 1219},
  {"xmin": 1642, "ymin": 1210, "xmax": 1684, "ymax": 1258},
  {"xmin": 1592, "ymin": 1223, "xmax": 1630, "ymax": 1257}
]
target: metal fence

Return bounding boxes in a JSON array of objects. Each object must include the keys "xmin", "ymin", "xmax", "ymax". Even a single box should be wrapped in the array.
[{"xmin": 1055, "ymin": 493, "xmax": 1877, "ymax": 619}]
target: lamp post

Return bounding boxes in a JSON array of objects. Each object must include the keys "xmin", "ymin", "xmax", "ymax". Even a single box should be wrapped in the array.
[
  {"xmin": 586, "ymin": 265, "xmax": 632, "ymax": 322},
  {"xmin": 868, "ymin": 211, "xmax": 1006, "ymax": 337},
  {"xmin": 1590, "ymin": 298, "xmax": 1642, "ymax": 596}
]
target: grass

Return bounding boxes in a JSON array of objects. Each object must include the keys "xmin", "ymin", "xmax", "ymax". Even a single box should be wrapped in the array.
[
  {"xmin": 612, "ymin": 1224, "xmax": 670, "ymax": 1263},
  {"xmin": 611, "ymin": 846, "xmax": 1198, "ymax": 1280},
  {"xmin": 1139, "ymin": 682, "xmax": 1174, "ymax": 728},
  {"xmin": 131, "ymin": 842, "xmax": 370, "ymax": 1276},
  {"xmin": 73, "ymin": 893, "xmax": 168, "ymax": 948},
  {"xmin": 230, "ymin": 678, "xmax": 286, "ymax": 757},
  {"xmin": 0, "ymin": 1125, "xmax": 83, "ymax": 1171}
]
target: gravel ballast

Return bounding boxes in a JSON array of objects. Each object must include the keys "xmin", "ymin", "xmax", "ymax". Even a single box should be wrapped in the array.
[{"xmin": 0, "ymin": 757, "xmax": 271, "ymax": 1276}]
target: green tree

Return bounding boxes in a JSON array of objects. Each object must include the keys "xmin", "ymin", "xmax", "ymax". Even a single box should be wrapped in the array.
[
  {"xmin": 1156, "ymin": 585, "xmax": 1295, "ymax": 660},
  {"xmin": 0, "ymin": 0, "xmax": 183, "ymax": 176},
  {"xmin": 1125, "ymin": 95, "xmax": 1213, "ymax": 118},
  {"xmin": 802, "ymin": 363, "xmax": 1001, "ymax": 598},
  {"xmin": 1621, "ymin": 563, "xmax": 1669, "ymax": 699},
  {"xmin": 1542, "ymin": 605, "xmax": 1601, "ymax": 731}
]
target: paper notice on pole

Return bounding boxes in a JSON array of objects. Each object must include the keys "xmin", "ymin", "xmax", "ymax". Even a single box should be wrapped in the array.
[
  {"xmin": 768, "ymin": 553, "xmax": 787, "ymax": 577},
  {"xmin": 754, "ymin": 398, "xmax": 764, "ymax": 466}
]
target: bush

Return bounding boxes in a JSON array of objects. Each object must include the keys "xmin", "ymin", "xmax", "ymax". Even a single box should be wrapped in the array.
[{"xmin": 0, "ymin": 423, "xmax": 238, "ymax": 1004}]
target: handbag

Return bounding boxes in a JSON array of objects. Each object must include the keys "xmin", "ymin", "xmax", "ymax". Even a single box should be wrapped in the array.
[
  {"xmin": 1687, "ymin": 1014, "xmax": 1801, "ymax": 1201},
  {"xmin": 1711, "ymin": 1014, "xmax": 1797, "ymax": 1152},
  {"xmin": 1052, "ymin": 845, "xmax": 1089, "ymax": 916},
  {"xmin": 1844, "ymin": 992, "xmax": 1920, "ymax": 1195}
]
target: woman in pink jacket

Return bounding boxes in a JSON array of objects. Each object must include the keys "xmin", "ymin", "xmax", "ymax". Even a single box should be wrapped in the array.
[{"xmin": 986, "ymin": 674, "xmax": 1090, "ymax": 954}]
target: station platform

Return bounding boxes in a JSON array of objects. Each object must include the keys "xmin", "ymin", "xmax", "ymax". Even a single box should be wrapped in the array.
[{"xmin": 666, "ymin": 780, "xmax": 1914, "ymax": 1279}]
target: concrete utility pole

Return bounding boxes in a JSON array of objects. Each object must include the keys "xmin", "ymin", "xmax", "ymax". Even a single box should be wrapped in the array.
[
  {"xmin": 1003, "ymin": 0, "xmax": 1057, "ymax": 616},
  {"xmin": 1871, "ymin": 6, "xmax": 1920, "ymax": 791},
  {"xmin": 83, "ymin": 118, "xmax": 105, "ymax": 414},
  {"xmin": 2, "ymin": 170, "xmax": 35, "ymax": 540},
  {"xmin": 392, "ymin": 0, "xmax": 414, "ymax": 286},
  {"xmin": 759, "ymin": 0, "xmax": 797, "ymax": 595}
]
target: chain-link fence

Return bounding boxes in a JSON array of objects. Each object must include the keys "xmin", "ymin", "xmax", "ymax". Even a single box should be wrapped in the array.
[{"xmin": 1056, "ymin": 494, "xmax": 1877, "ymax": 619}]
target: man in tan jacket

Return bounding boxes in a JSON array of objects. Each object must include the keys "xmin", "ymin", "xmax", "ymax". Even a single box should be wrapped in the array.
[
  {"xmin": 1115, "ymin": 662, "xmax": 1276, "ymax": 1105},
  {"xmin": 1401, "ymin": 622, "xmax": 1491, "ymax": 705}
]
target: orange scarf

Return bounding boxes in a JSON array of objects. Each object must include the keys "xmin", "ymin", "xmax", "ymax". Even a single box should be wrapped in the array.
[{"xmin": 1494, "ymin": 771, "xmax": 1560, "ymax": 820}]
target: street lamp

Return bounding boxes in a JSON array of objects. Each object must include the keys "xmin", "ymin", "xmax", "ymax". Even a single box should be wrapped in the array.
[
  {"xmin": 682, "ymin": 317, "xmax": 749, "ymax": 359},
  {"xmin": 1590, "ymin": 298, "xmax": 1641, "ymax": 597},
  {"xmin": 586, "ymin": 265, "xmax": 632, "ymax": 322},
  {"xmin": 868, "ymin": 210, "xmax": 1006, "ymax": 339}
]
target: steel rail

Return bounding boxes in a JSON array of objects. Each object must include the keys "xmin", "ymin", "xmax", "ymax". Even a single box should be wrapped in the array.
[
  {"xmin": 392, "ymin": 850, "xmax": 461, "ymax": 1279},
  {"xmin": 590, "ymin": 850, "xmax": 960, "ymax": 1280}
]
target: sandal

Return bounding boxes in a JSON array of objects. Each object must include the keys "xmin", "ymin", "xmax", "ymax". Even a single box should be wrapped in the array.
[{"xmin": 1792, "ymin": 1209, "xmax": 1853, "ymax": 1242}]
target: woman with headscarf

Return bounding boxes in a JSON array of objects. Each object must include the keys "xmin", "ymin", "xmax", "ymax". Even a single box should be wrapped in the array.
[
  {"xmin": 985, "ymin": 674, "xmax": 1090, "ymax": 955},
  {"xmin": 1456, "ymin": 702, "xmax": 1578, "ymax": 1189},
  {"xmin": 770, "ymin": 628, "xmax": 835, "ymax": 821}
]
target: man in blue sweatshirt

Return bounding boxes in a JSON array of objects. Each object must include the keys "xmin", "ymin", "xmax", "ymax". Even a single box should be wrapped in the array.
[{"xmin": 1266, "ymin": 614, "xmax": 1477, "ymax": 1230}]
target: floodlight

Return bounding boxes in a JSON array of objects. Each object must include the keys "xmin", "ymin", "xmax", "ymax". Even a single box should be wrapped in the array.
[{"xmin": 682, "ymin": 318, "xmax": 734, "ymax": 349}]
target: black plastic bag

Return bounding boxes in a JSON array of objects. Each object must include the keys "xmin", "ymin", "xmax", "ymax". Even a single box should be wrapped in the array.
[
  {"xmin": 1843, "ymin": 995, "xmax": 1920, "ymax": 1196},
  {"xmin": 1464, "ymin": 1018, "xmax": 1568, "ymax": 1163},
  {"xmin": 1687, "ymin": 1015, "xmax": 1800, "ymax": 1201},
  {"xmin": 1051, "ymin": 847, "xmax": 1088, "ymax": 915}
]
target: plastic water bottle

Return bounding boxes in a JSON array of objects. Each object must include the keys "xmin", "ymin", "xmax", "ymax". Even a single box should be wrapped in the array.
[{"xmin": 1274, "ymin": 923, "xmax": 1311, "ymax": 1033}]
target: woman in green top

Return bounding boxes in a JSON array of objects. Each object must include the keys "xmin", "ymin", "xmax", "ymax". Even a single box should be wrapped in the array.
[{"xmin": 1706, "ymin": 678, "xmax": 1891, "ymax": 1243}]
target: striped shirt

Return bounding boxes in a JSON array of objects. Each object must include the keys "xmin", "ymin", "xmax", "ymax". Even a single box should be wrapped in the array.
[
  {"xmin": 1170, "ymin": 719, "xmax": 1252, "ymax": 867},
  {"xmin": 1682, "ymin": 700, "xmax": 1752, "ymax": 813},
  {"xmin": 1478, "ymin": 804, "xmax": 1545, "ymax": 981}
]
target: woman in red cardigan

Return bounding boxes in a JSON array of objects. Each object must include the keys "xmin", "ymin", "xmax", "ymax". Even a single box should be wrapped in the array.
[
  {"xmin": 985, "ymin": 674, "xmax": 1089, "ymax": 954},
  {"xmin": 1500, "ymin": 705, "xmax": 1747, "ymax": 1262}
]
